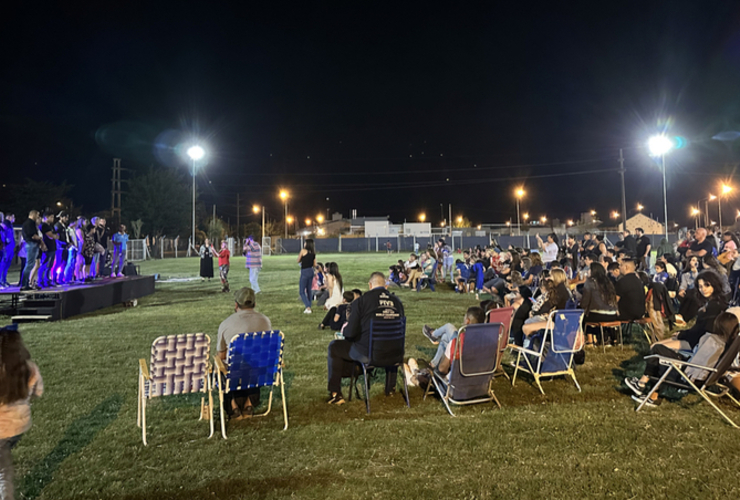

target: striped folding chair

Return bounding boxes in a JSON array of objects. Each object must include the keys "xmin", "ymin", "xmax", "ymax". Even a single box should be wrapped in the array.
[
  {"xmin": 486, "ymin": 306, "xmax": 514, "ymax": 379},
  {"xmin": 137, "ymin": 333, "xmax": 213, "ymax": 446},
  {"xmin": 510, "ymin": 309, "xmax": 584, "ymax": 394},
  {"xmin": 213, "ymin": 331, "xmax": 287, "ymax": 438}
]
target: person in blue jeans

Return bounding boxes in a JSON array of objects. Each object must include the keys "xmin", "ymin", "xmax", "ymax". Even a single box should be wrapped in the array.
[
  {"xmin": 421, "ymin": 306, "xmax": 486, "ymax": 369},
  {"xmin": 111, "ymin": 224, "xmax": 129, "ymax": 277},
  {"xmin": 0, "ymin": 213, "xmax": 15, "ymax": 287},
  {"xmin": 20, "ymin": 211, "xmax": 44, "ymax": 291},
  {"xmin": 297, "ymin": 239, "xmax": 316, "ymax": 314}
]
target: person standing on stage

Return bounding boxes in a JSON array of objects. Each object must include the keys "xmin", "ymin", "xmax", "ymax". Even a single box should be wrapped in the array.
[
  {"xmin": 37, "ymin": 212, "xmax": 57, "ymax": 288},
  {"xmin": 63, "ymin": 216, "xmax": 79, "ymax": 283},
  {"xmin": 91, "ymin": 217, "xmax": 108, "ymax": 279},
  {"xmin": 53, "ymin": 212, "xmax": 69, "ymax": 284},
  {"xmin": 199, "ymin": 238, "xmax": 214, "ymax": 281},
  {"xmin": 0, "ymin": 213, "xmax": 14, "ymax": 288},
  {"xmin": 20, "ymin": 211, "xmax": 44, "ymax": 291},
  {"xmin": 111, "ymin": 224, "xmax": 129, "ymax": 278},
  {"xmin": 212, "ymin": 240, "xmax": 231, "ymax": 292},
  {"xmin": 243, "ymin": 235, "xmax": 262, "ymax": 294}
]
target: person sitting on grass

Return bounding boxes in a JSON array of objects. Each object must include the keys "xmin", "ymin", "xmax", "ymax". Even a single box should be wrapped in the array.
[
  {"xmin": 413, "ymin": 250, "xmax": 437, "ymax": 292},
  {"xmin": 319, "ymin": 291, "xmax": 355, "ymax": 331},
  {"xmin": 417, "ymin": 306, "xmax": 486, "ymax": 386},
  {"xmin": 624, "ymin": 312, "xmax": 739, "ymax": 407},
  {"xmin": 403, "ymin": 254, "xmax": 422, "ymax": 289},
  {"xmin": 0, "ymin": 325, "xmax": 44, "ymax": 500},
  {"xmin": 455, "ymin": 256, "xmax": 472, "ymax": 293},
  {"xmin": 217, "ymin": 287, "xmax": 272, "ymax": 419}
]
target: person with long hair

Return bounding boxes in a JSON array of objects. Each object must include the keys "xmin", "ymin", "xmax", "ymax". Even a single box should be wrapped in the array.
[
  {"xmin": 199, "ymin": 238, "xmax": 214, "ymax": 282},
  {"xmin": 581, "ymin": 262, "xmax": 618, "ymax": 346},
  {"xmin": 0, "ymin": 325, "xmax": 44, "ymax": 499},
  {"xmin": 522, "ymin": 268, "xmax": 571, "ymax": 339},
  {"xmin": 323, "ymin": 261, "xmax": 344, "ymax": 310},
  {"xmin": 625, "ymin": 312, "xmax": 739, "ymax": 407},
  {"xmin": 658, "ymin": 270, "xmax": 728, "ymax": 352},
  {"xmin": 298, "ymin": 239, "xmax": 316, "ymax": 313}
]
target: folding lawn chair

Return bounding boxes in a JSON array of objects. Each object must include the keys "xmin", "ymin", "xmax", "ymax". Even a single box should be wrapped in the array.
[
  {"xmin": 137, "ymin": 333, "xmax": 213, "ymax": 446},
  {"xmin": 213, "ymin": 331, "xmax": 288, "ymax": 438},
  {"xmin": 417, "ymin": 261, "xmax": 439, "ymax": 291},
  {"xmin": 423, "ymin": 322, "xmax": 503, "ymax": 416},
  {"xmin": 510, "ymin": 309, "xmax": 584, "ymax": 394},
  {"xmin": 636, "ymin": 335, "xmax": 740, "ymax": 427},
  {"xmin": 349, "ymin": 308, "xmax": 409, "ymax": 414},
  {"xmin": 486, "ymin": 306, "xmax": 514, "ymax": 379}
]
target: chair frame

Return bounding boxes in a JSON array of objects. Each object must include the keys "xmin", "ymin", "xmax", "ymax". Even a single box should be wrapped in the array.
[
  {"xmin": 486, "ymin": 307, "xmax": 515, "ymax": 379},
  {"xmin": 584, "ymin": 320, "xmax": 623, "ymax": 353},
  {"xmin": 510, "ymin": 309, "xmax": 584, "ymax": 394},
  {"xmin": 636, "ymin": 354, "xmax": 740, "ymax": 428},
  {"xmin": 213, "ymin": 331, "xmax": 288, "ymax": 438},
  {"xmin": 137, "ymin": 334, "xmax": 214, "ymax": 446},
  {"xmin": 423, "ymin": 323, "xmax": 503, "ymax": 416},
  {"xmin": 349, "ymin": 314, "xmax": 409, "ymax": 414}
]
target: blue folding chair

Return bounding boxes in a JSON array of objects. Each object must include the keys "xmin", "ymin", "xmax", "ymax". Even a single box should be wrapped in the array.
[
  {"xmin": 349, "ymin": 310, "xmax": 409, "ymax": 414},
  {"xmin": 423, "ymin": 322, "xmax": 503, "ymax": 416},
  {"xmin": 510, "ymin": 309, "xmax": 584, "ymax": 394},
  {"xmin": 213, "ymin": 331, "xmax": 288, "ymax": 438},
  {"xmin": 417, "ymin": 261, "xmax": 439, "ymax": 291}
]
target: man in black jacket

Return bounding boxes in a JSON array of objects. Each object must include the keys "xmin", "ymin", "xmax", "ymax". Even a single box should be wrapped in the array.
[{"xmin": 326, "ymin": 271, "xmax": 405, "ymax": 405}]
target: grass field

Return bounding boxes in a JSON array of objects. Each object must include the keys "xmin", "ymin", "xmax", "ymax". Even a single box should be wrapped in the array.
[{"xmin": 5, "ymin": 253, "xmax": 740, "ymax": 499}]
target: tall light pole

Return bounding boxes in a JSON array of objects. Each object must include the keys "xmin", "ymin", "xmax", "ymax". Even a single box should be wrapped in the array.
[
  {"xmin": 718, "ymin": 184, "xmax": 733, "ymax": 230},
  {"xmin": 253, "ymin": 205, "xmax": 264, "ymax": 242},
  {"xmin": 187, "ymin": 145, "xmax": 205, "ymax": 251},
  {"xmin": 515, "ymin": 188, "xmax": 525, "ymax": 236},
  {"xmin": 279, "ymin": 190, "xmax": 289, "ymax": 239},
  {"xmin": 648, "ymin": 135, "xmax": 673, "ymax": 239}
]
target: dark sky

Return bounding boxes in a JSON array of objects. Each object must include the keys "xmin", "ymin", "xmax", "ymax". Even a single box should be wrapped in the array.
[{"xmin": 4, "ymin": 1, "xmax": 740, "ymax": 227}]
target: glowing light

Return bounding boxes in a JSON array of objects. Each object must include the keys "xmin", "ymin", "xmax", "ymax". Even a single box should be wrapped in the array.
[
  {"xmin": 691, "ymin": 207, "xmax": 700, "ymax": 216},
  {"xmin": 611, "ymin": 211, "xmax": 619, "ymax": 219},
  {"xmin": 252, "ymin": 205, "xmax": 260, "ymax": 214},
  {"xmin": 477, "ymin": 225, "xmax": 482, "ymax": 230},
  {"xmin": 318, "ymin": 228, "xmax": 325, "ymax": 235},
  {"xmin": 286, "ymin": 216, "xmax": 293, "ymax": 224},
  {"xmin": 440, "ymin": 221, "xmax": 446, "ymax": 227},
  {"xmin": 279, "ymin": 190, "xmax": 289, "ymax": 201},
  {"xmin": 419, "ymin": 213, "xmax": 426, "ymax": 222},
  {"xmin": 590, "ymin": 210, "xmax": 596, "ymax": 216},
  {"xmin": 457, "ymin": 216, "xmax": 463, "ymax": 223},
  {"xmin": 56, "ymin": 201, "xmax": 63, "ymax": 207},
  {"xmin": 567, "ymin": 220, "xmax": 574, "ymax": 226},
  {"xmin": 305, "ymin": 218, "xmax": 311, "ymax": 226},
  {"xmin": 722, "ymin": 184, "xmax": 733, "ymax": 195},
  {"xmin": 316, "ymin": 215, "xmax": 324, "ymax": 224},
  {"xmin": 540, "ymin": 216, "xmax": 547, "ymax": 223},
  {"xmin": 515, "ymin": 188, "xmax": 525, "ymax": 199},
  {"xmin": 523, "ymin": 213, "xmax": 529, "ymax": 220},
  {"xmin": 505, "ymin": 221, "xmax": 511, "ymax": 226},
  {"xmin": 648, "ymin": 135, "xmax": 673, "ymax": 157},
  {"xmin": 637, "ymin": 204, "xmax": 644, "ymax": 211},
  {"xmin": 709, "ymin": 194, "xmax": 717, "ymax": 201},
  {"xmin": 187, "ymin": 145, "xmax": 205, "ymax": 160}
]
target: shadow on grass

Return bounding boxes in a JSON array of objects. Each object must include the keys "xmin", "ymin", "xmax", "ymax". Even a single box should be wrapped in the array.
[
  {"xmin": 19, "ymin": 394, "xmax": 123, "ymax": 500},
  {"xmin": 81, "ymin": 470, "xmax": 341, "ymax": 500}
]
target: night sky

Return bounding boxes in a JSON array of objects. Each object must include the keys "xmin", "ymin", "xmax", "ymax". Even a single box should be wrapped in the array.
[{"xmin": 4, "ymin": 1, "xmax": 740, "ymax": 227}]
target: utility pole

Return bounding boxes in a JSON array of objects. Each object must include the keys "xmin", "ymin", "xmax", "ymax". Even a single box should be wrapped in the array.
[
  {"xmin": 236, "ymin": 193, "xmax": 240, "ymax": 241},
  {"xmin": 619, "ymin": 148, "xmax": 627, "ymax": 231},
  {"xmin": 212, "ymin": 204, "xmax": 216, "ymax": 228},
  {"xmin": 448, "ymin": 204, "xmax": 452, "ymax": 238},
  {"xmin": 111, "ymin": 158, "xmax": 123, "ymax": 226}
]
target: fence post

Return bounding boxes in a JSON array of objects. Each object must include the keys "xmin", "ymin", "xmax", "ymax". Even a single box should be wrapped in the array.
[
  {"xmin": 161, "ymin": 241, "xmax": 164, "ymax": 259},
  {"xmin": 175, "ymin": 241, "xmax": 178, "ymax": 259},
  {"xmin": 338, "ymin": 234, "xmax": 342, "ymax": 252},
  {"xmin": 376, "ymin": 236, "xmax": 378, "ymax": 252}
]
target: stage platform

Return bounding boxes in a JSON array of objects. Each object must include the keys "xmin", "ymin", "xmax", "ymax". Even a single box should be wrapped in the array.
[{"xmin": 0, "ymin": 275, "xmax": 155, "ymax": 322}]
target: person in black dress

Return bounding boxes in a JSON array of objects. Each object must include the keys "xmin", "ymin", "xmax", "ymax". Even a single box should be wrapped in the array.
[{"xmin": 199, "ymin": 238, "xmax": 214, "ymax": 281}]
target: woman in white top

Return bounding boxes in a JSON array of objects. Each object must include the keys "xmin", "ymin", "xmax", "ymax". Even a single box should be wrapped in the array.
[
  {"xmin": 324, "ymin": 262, "xmax": 344, "ymax": 310},
  {"xmin": 536, "ymin": 232, "xmax": 559, "ymax": 265}
]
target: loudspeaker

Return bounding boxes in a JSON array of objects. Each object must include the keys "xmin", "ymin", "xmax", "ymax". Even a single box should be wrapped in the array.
[{"xmin": 123, "ymin": 263, "xmax": 139, "ymax": 276}]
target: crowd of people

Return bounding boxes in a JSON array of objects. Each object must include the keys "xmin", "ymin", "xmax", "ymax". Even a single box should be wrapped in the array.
[{"xmin": 0, "ymin": 209, "xmax": 130, "ymax": 291}]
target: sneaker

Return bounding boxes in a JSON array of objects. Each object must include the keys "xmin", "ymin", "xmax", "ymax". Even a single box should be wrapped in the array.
[
  {"xmin": 624, "ymin": 377, "xmax": 645, "ymax": 396},
  {"xmin": 110, "ymin": 273, "xmax": 116, "ymax": 279},
  {"xmin": 303, "ymin": 308, "xmax": 312, "ymax": 314},
  {"xmin": 117, "ymin": 273, "xmax": 124, "ymax": 278},
  {"xmin": 632, "ymin": 394, "xmax": 661, "ymax": 407},
  {"xmin": 326, "ymin": 392, "xmax": 346, "ymax": 405},
  {"xmin": 422, "ymin": 325, "xmax": 439, "ymax": 345}
]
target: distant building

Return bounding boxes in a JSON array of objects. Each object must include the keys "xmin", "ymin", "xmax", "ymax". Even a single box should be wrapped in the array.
[{"xmin": 618, "ymin": 213, "xmax": 664, "ymax": 234}]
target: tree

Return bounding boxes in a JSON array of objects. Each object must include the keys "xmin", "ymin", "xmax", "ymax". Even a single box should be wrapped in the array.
[
  {"xmin": 123, "ymin": 167, "xmax": 190, "ymax": 237},
  {"xmin": 3, "ymin": 179, "xmax": 74, "ymax": 217}
]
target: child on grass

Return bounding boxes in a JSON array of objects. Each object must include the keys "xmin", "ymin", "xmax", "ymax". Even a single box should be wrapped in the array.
[{"xmin": 0, "ymin": 325, "xmax": 44, "ymax": 500}]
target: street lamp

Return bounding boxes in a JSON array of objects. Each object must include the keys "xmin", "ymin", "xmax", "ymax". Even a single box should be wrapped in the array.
[
  {"xmin": 187, "ymin": 145, "xmax": 205, "ymax": 251},
  {"xmin": 567, "ymin": 220, "xmax": 574, "ymax": 227},
  {"xmin": 637, "ymin": 203, "xmax": 644, "ymax": 212},
  {"xmin": 456, "ymin": 215, "xmax": 463, "ymax": 226},
  {"xmin": 279, "ymin": 190, "xmax": 289, "ymax": 239},
  {"xmin": 419, "ymin": 213, "xmax": 426, "ymax": 222},
  {"xmin": 253, "ymin": 205, "xmax": 265, "ymax": 242},
  {"xmin": 515, "ymin": 188, "xmax": 525, "ymax": 236},
  {"xmin": 286, "ymin": 215, "xmax": 294, "ymax": 235},
  {"xmin": 690, "ymin": 207, "xmax": 700, "ymax": 230},
  {"xmin": 305, "ymin": 218, "xmax": 312, "ymax": 226},
  {"xmin": 648, "ymin": 134, "xmax": 674, "ymax": 238},
  {"xmin": 718, "ymin": 183, "xmax": 733, "ymax": 230},
  {"xmin": 316, "ymin": 214, "xmax": 324, "ymax": 224},
  {"xmin": 540, "ymin": 215, "xmax": 547, "ymax": 224}
]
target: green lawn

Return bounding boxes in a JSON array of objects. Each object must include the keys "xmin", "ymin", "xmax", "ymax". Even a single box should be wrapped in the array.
[{"xmin": 6, "ymin": 254, "xmax": 740, "ymax": 499}]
